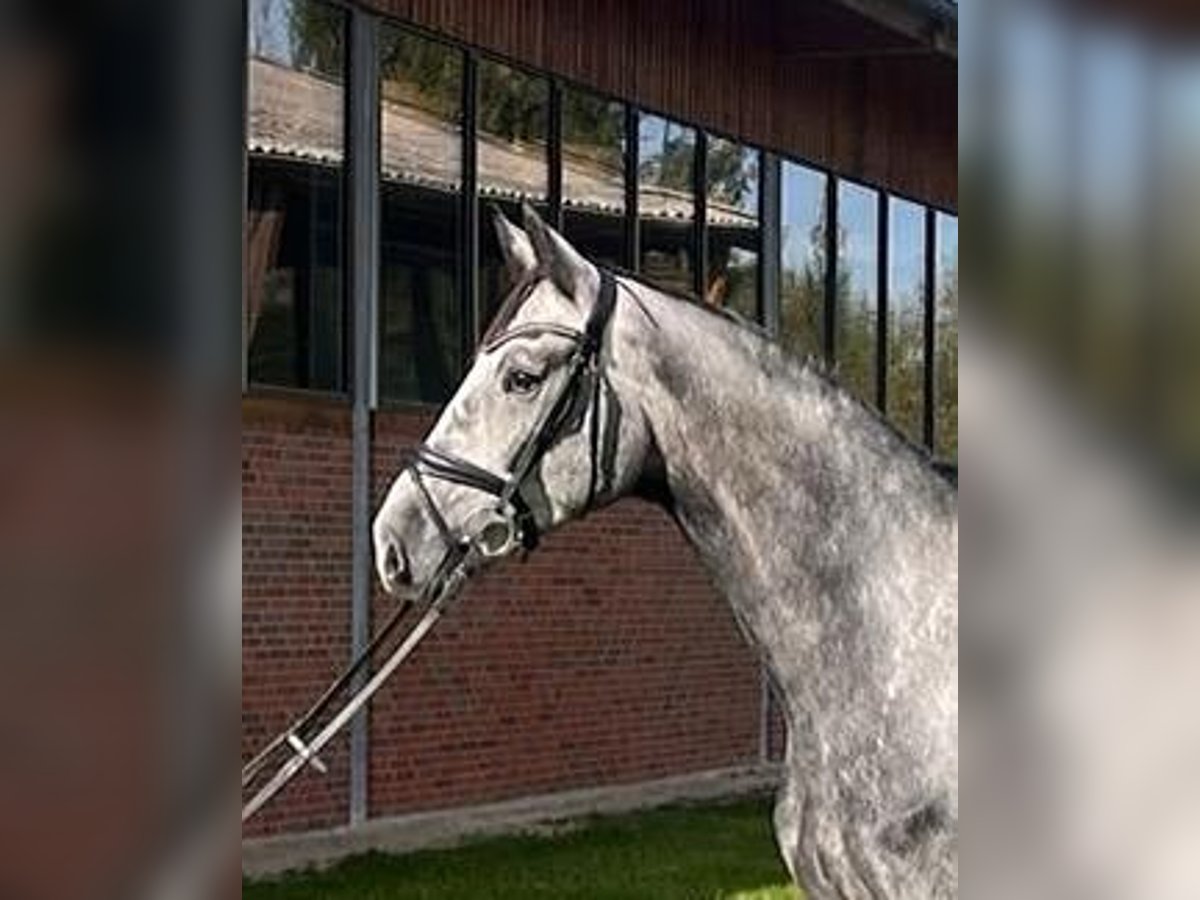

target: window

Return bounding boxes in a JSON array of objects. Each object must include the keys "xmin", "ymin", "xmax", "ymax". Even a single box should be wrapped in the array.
[
  {"xmin": 477, "ymin": 60, "xmax": 549, "ymax": 327},
  {"xmin": 245, "ymin": 0, "xmax": 347, "ymax": 392},
  {"xmin": 638, "ymin": 115, "xmax": 696, "ymax": 296},
  {"xmin": 935, "ymin": 214, "xmax": 959, "ymax": 459},
  {"xmin": 706, "ymin": 138, "xmax": 760, "ymax": 321},
  {"xmin": 779, "ymin": 162, "xmax": 827, "ymax": 361},
  {"xmin": 241, "ymin": 9, "xmax": 956, "ymax": 429},
  {"xmin": 378, "ymin": 26, "xmax": 464, "ymax": 404},
  {"xmin": 561, "ymin": 87, "xmax": 626, "ymax": 269},
  {"xmin": 887, "ymin": 199, "xmax": 927, "ymax": 445},
  {"xmin": 836, "ymin": 182, "xmax": 880, "ymax": 405}
]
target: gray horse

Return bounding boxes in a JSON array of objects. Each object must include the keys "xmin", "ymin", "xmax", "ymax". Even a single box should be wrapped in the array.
[{"xmin": 373, "ymin": 207, "xmax": 958, "ymax": 899}]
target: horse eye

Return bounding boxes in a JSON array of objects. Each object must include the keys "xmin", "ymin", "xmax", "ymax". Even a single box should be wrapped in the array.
[{"xmin": 503, "ymin": 368, "xmax": 543, "ymax": 395}]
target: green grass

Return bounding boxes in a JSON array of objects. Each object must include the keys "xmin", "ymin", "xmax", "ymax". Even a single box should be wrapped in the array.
[{"xmin": 244, "ymin": 797, "xmax": 802, "ymax": 900}]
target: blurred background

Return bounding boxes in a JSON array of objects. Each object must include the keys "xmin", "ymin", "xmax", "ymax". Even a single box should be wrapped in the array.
[
  {"xmin": 1, "ymin": 2, "xmax": 242, "ymax": 898},
  {"xmin": 962, "ymin": 3, "xmax": 1200, "ymax": 899},
  {"xmin": 965, "ymin": 0, "xmax": 1199, "ymax": 476},
  {"xmin": 0, "ymin": 0, "xmax": 1198, "ymax": 897}
]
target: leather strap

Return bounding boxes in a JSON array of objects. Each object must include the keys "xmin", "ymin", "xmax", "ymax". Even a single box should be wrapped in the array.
[{"xmin": 409, "ymin": 269, "xmax": 620, "ymax": 558}]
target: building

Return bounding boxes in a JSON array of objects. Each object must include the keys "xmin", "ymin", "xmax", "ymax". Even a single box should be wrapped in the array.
[{"xmin": 241, "ymin": 0, "xmax": 958, "ymax": 867}]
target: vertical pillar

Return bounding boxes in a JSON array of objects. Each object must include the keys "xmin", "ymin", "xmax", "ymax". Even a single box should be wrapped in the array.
[
  {"xmin": 463, "ymin": 50, "xmax": 480, "ymax": 346},
  {"xmin": 824, "ymin": 175, "xmax": 839, "ymax": 366},
  {"xmin": 877, "ymin": 192, "xmax": 890, "ymax": 412},
  {"xmin": 348, "ymin": 7, "xmax": 380, "ymax": 829},
  {"xmin": 760, "ymin": 152, "xmax": 781, "ymax": 335},
  {"xmin": 694, "ymin": 130, "xmax": 709, "ymax": 300},
  {"xmin": 758, "ymin": 152, "xmax": 781, "ymax": 762},
  {"xmin": 548, "ymin": 77, "xmax": 564, "ymax": 230},
  {"xmin": 923, "ymin": 207, "xmax": 937, "ymax": 451},
  {"xmin": 624, "ymin": 105, "xmax": 640, "ymax": 272}
]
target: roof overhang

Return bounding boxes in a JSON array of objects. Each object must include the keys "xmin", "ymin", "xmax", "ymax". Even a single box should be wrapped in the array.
[{"xmin": 826, "ymin": 0, "xmax": 958, "ymax": 57}]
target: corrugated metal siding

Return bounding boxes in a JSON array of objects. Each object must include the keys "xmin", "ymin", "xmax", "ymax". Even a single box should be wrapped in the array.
[{"xmin": 358, "ymin": 0, "xmax": 956, "ymax": 210}]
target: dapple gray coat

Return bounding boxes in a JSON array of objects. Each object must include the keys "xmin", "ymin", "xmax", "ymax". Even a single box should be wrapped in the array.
[{"xmin": 374, "ymin": 208, "xmax": 959, "ymax": 899}]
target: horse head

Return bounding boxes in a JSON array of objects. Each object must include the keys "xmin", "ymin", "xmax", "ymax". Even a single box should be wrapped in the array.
[{"xmin": 372, "ymin": 206, "xmax": 651, "ymax": 597}]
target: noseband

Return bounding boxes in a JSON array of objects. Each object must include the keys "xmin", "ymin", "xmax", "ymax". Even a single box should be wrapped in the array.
[{"xmin": 406, "ymin": 269, "xmax": 619, "ymax": 565}]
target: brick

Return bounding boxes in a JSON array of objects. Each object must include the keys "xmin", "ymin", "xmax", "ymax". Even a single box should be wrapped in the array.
[{"xmin": 243, "ymin": 402, "xmax": 765, "ymax": 836}]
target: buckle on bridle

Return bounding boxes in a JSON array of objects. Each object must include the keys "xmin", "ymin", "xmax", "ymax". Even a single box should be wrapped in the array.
[{"xmin": 463, "ymin": 504, "xmax": 522, "ymax": 559}]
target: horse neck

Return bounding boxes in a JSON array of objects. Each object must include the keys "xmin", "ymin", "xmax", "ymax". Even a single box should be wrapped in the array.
[{"xmin": 613, "ymin": 280, "xmax": 948, "ymax": 677}]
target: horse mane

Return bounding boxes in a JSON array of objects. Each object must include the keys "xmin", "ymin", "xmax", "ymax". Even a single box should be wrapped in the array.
[{"xmin": 613, "ymin": 267, "xmax": 958, "ymax": 490}]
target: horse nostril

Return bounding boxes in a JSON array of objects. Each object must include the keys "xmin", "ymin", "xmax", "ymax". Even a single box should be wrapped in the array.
[{"xmin": 382, "ymin": 539, "xmax": 410, "ymax": 587}]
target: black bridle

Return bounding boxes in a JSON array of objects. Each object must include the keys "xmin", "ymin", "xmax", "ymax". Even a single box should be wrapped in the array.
[{"xmin": 405, "ymin": 268, "xmax": 620, "ymax": 567}]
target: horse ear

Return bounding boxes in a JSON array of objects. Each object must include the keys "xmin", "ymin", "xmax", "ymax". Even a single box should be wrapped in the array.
[
  {"xmin": 521, "ymin": 203, "xmax": 598, "ymax": 303},
  {"xmin": 491, "ymin": 207, "xmax": 537, "ymax": 282}
]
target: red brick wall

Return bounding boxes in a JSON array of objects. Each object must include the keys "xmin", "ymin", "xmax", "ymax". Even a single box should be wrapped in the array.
[
  {"xmin": 242, "ymin": 397, "xmax": 354, "ymax": 837},
  {"xmin": 243, "ymin": 398, "xmax": 765, "ymax": 837}
]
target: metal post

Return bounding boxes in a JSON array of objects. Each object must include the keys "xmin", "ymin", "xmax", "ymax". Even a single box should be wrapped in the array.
[
  {"xmin": 463, "ymin": 50, "xmax": 481, "ymax": 345},
  {"xmin": 348, "ymin": 8, "xmax": 380, "ymax": 829},
  {"xmin": 548, "ymin": 77, "xmax": 563, "ymax": 230},
  {"xmin": 877, "ymin": 192, "xmax": 889, "ymax": 412},
  {"xmin": 240, "ymin": 0, "xmax": 249, "ymax": 394},
  {"xmin": 693, "ymin": 130, "xmax": 709, "ymax": 300},
  {"xmin": 756, "ymin": 160, "xmax": 779, "ymax": 757},
  {"xmin": 923, "ymin": 206, "xmax": 937, "ymax": 451},
  {"xmin": 624, "ymin": 105, "xmax": 640, "ymax": 272},
  {"xmin": 760, "ymin": 152, "xmax": 781, "ymax": 336},
  {"xmin": 824, "ymin": 175, "xmax": 839, "ymax": 365}
]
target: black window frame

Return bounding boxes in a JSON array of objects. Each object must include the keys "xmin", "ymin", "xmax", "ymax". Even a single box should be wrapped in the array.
[
  {"xmin": 376, "ymin": 21, "xmax": 470, "ymax": 408},
  {"xmin": 242, "ymin": 0, "xmax": 354, "ymax": 400},
  {"xmin": 240, "ymin": 5, "xmax": 959, "ymax": 462}
]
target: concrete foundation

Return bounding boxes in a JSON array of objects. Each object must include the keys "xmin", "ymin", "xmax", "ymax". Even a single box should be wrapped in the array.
[{"xmin": 243, "ymin": 763, "xmax": 781, "ymax": 878}]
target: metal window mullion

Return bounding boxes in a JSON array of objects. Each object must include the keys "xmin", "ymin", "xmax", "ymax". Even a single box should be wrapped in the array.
[
  {"xmin": 760, "ymin": 152, "xmax": 781, "ymax": 337},
  {"xmin": 347, "ymin": 7, "xmax": 380, "ymax": 830},
  {"xmin": 877, "ymin": 192, "xmax": 889, "ymax": 412},
  {"xmin": 348, "ymin": 17, "xmax": 379, "ymax": 411},
  {"xmin": 824, "ymin": 175, "xmax": 839, "ymax": 366},
  {"xmin": 548, "ymin": 77, "xmax": 563, "ymax": 229},
  {"xmin": 624, "ymin": 105, "xmax": 639, "ymax": 272},
  {"xmin": 462, "ymin": 49, "xmax": 480, "ymax": 348},
  {"xmin": 756, "ymin": 155, "xmax": 779, "ymax": 763},
  {"xmin": 923, "ymin": 206, "xmax": 937, "ymax": 451},
  {"xmin": 240, "ymin": 0, "xmax": 250, "ymax": 393},
  {"xmin": 694, "ymin": 130, "xmax": 708, "ymax": 300}
]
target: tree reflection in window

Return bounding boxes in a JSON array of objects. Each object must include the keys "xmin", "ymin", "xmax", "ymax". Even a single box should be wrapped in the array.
[
  {"xmin": 779, "ymin": 162, "xmax": 827, "ymax": 362},
  {"xmin": 378, "ymin": 25, "xmax": 464, "ymax": 403},
  {"xmin": 478, "ymin": 60, "xmax": 549, "ymax": 328},
  {"xmin": 836, "ymin": 182, "xmax": 880, "ymax": 406},
  {"xmin": 706, "ymin": 138, "xmax": 760, "ymax": 322},
  {"xmin": 935, "ymin": 214, "xmax": 958, "ymax": 460},
  {"xmin": 638, "ymin": 115, "xmax": 695, "ymax": 296},
  {"xmin": 245, "ymin": 0, "xmax": 347, "ymax": 392},
  {"xmin": 887, "ymin": 199, "xmax": 927, "ymax": 445},
  {"xmin": 562, "ymin": 87, "xmax": 626, "ymax": 269}
]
